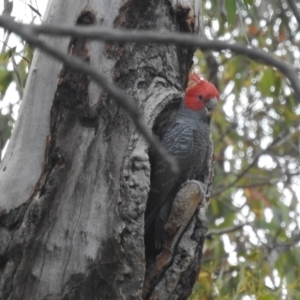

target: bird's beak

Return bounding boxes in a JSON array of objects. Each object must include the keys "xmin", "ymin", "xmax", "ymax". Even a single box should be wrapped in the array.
[{"xmin": 205, "ymin": 97, "xmax": 218, "ymax": 111}]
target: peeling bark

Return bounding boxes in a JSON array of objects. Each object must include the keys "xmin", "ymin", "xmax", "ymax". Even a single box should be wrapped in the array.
[{"xmin": 0, "ymin": 0, "xmax": 209, "ymax": 299}]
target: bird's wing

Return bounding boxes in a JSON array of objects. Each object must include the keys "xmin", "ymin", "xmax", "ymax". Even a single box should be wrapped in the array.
[
  {"xmin": 162, "ymin": 122, "xmax": 194, "ymax": 172},
  {"xmin": 145, "ymin": 122, "xmax": 194, "ymax": 229}
]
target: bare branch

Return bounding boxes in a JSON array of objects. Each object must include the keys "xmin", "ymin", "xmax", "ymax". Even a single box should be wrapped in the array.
[
  {"xmin": 0, "ymin": 15, "xmax": 179, "ymax": 175},
  {"xmin": 206, "ymin": 223, "xmax": 249, "ymax": 238},
  {"xmin": 4, "ymin": 17, "xmax": 298, "ymax": 101},
  {"xmin": 0, "ymin": 15, "xmax": 299, "ymax": 177}
]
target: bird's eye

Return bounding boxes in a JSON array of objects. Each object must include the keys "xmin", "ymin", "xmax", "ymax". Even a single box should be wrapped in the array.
[{"xmin": 198, "ymin": 95, "xmax": 204, "ymax": 100}]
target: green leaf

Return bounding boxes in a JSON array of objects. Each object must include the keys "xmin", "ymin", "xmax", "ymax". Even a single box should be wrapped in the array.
[
  {"xmin": 11, "ymin": 52, "xmax": 23, "ymax": 89},
  {"xmin": 259, "ymin": 68, "xmax": 275, "ymax": 96},
  {"xmin": 243, "ymin": 0, "xmax": 253, "ymax": 6},
  {"xmin": 4, "ymin": 46, "xmax": 16, "ymax": 60},
  {"xmin": 0, "ymin": 68, "xmax": 13, "ymax": 98},
  {"xmin": 0, "ymin": 111, "xmax": 14, "ymax": 148},
  {"xmin": 274, "ymin": 74, "xmax": 282, "ymax": 96},
  {"xmin": 225, "ymin": 0, "xmax": 237, "ymax": 25}
]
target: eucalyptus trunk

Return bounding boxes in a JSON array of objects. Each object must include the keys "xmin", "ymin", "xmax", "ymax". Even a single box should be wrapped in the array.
[{"xmin": 0, "ymin": 0, "xmax": 212, "ymax": 299}]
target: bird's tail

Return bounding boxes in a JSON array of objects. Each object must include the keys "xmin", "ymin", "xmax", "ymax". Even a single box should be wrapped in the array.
[
  {"xmin": 145, "ymin": 208, "xmax": 158, "ymax": 234},
  {"xmin": 154, "ymin": 216, "xmax": 164, "ymax": 250}
]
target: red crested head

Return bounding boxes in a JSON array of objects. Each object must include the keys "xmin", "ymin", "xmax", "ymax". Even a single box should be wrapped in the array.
[{"xmin": 184, "ymin": 73, "xmax": 219, "ymax": 111}]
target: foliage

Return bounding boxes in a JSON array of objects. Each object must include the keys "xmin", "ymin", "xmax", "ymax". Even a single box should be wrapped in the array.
[
  {"xmin": 190, "ymin": 1, "xmax": 300, "ymax": 299},
  {"xmin": 0, "ymin": 0, "xmax": 34, "ymax": 157},
  {"xmin": 0, "ymin": 43, "xmax": 33, "ymax": 156},
  {"xmin": 0, "ymin": 0, "xmax": 299, "ymax": 299}
]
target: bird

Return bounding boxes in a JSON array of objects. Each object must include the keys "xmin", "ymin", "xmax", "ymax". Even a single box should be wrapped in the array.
[{"xmin": 145, "ymin": 72, "xmax": 219, "ymax": 252}]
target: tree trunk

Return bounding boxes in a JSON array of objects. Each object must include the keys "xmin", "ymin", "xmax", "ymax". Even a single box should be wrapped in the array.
[{"xmin": 0, "ymin": 0, "xmax": 211, "ymax": 299}]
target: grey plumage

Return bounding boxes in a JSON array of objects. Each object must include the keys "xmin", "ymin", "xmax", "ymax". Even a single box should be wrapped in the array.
[{"xmin": 145, "ymin": 105, "xmax": 211, "ymax": 250}]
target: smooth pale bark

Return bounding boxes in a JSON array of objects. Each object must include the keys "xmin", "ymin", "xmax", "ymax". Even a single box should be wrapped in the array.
[{"xmin": 0, "ymin": 0, "xmax": 210, "ymax": 299}]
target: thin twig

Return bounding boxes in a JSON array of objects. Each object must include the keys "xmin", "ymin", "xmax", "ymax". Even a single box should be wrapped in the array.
[
  {"xmin": 0, "ymin": 15, "xmax": 179, "ymax": 175},
  {"xmin": 206, "ymin": 222, "xmax": 249, "ymax": 238},
  {"xmin": 0, "ymin": 16, "xmax": 299, "ymax": 97}
]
